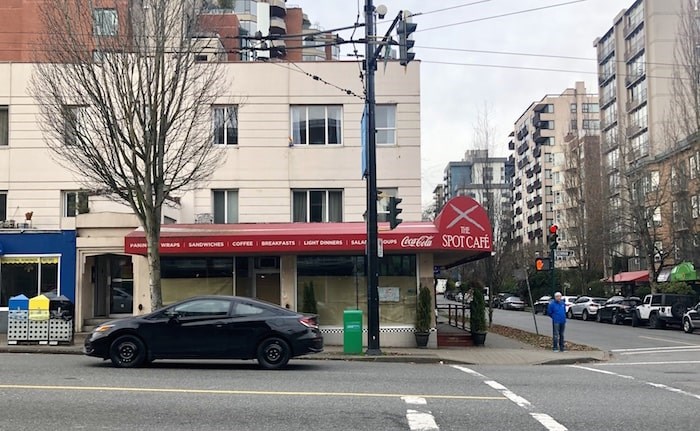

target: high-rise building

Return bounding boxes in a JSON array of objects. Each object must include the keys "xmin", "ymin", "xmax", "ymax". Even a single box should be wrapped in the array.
[{"xmin": 509, "ymin": 82, "xmax": 599, "ymax": 250}]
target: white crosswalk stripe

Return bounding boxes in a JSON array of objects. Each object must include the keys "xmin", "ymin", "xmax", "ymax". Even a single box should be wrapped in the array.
[{"xmin": 403, "ymin": 396, "xmax": 439, "ymax": 430}]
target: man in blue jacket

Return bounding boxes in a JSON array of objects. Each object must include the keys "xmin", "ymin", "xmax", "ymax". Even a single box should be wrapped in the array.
[{"xmin": 547, "ymin": 292, "xmax": 566, "ymax": 352}]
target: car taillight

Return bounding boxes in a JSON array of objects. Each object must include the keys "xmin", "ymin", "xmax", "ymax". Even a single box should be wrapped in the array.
[{"xmin": 300, "ymin": 316, "xmax": 318, "ymax": 329}]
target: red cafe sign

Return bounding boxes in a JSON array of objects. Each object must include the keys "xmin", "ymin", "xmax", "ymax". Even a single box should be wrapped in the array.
[{"xmin": 124, "ymin": 196, "xmax": 492, "ymax": 255}]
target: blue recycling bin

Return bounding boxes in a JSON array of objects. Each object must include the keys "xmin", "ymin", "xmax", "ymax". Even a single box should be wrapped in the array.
[{"xmin": 7, "ymin": 294, "xmax": 30, "ymax": 343}]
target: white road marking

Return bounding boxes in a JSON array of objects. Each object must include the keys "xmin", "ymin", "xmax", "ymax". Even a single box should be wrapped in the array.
[
  {"xmin": 451, "ymin": 365, "xmax": 568, "ymax": 431},
  {"xmin": 484, "ymin": 380, "xmax": 532, "ymax": 409},
  {"xmin": 645, "ymin": 382, "xmax": 700, "ymax": 401},
  {"xmin": 612, "ymin": 344, "xmax": 700, "ymax": 352},
  {"xmin": 406, "ymin": 409, "xmax": 439, "ymax": 431},
  {"xmin": 570, "ymin": 365, "xmax": 700, "ymax": 401},
  {"xmin": 569, "ymin": 365, "xmax": 635, "ymax": 379},
  {"xmin": 637, "ymin": 336, "xmax": 699, "ymax": 346},
  {"xmin": 599, "ymin": 360, "xmax": 700, "ymax": 366},
  {"xmin": 402, "ymin": 396, "xmax": 427, "ymax": 405},
  {"xmin": 618, "ymin": 348, "xmax": 700, "ymax": 356},
  {"xmin": 530, "ymin": 413, "xmax": 569, "ymax": 431}
]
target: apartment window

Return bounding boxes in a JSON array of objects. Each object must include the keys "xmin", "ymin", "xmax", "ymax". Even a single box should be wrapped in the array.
[
  {"xmin": 673, "ymin": 202, "xmax": 680, "ymax": 224},
  {"xmin": 376, "ymin": 105, "xmax": 396, "ymax": 145},
  {"xmin": 570, "ymin": 119, "xmax": 577, "ymax": 131},
  {"xmin": 692, "ymin": 195, "xmax": 699, "ymax": 219},
  {"xmin": 543, "ymin": 104, "xmax": 554, "ymax": 113},
  {"xmin": 0, "ymin": 106, "xmax": 7, "ymax": 146},
  {"xmin": 582, "ymin": 119, "xmax": 600, "ymax": 130},
  {"xmin": 63, "ymin": 191, "xmax": 89, "ymax": 217},
  {"xmin": 542, "ymin": 121, "xmax": 555, "ymax": 130},
  {"xmin": 691, "ymin": 154, "xmax": 698, "ymax": 179},
  {"xmin": 93, "ymin": 8, "xmax": 118, "ymax": 36},
  {"xmin": 377, "ymin": 188, "xmax": 398, "ymax": 222},
  {"xmin": 569, "ymin": 103, "xmax": 577, "ymax": 113},
  {"xmin": 581, "ymin": 103, "xmax": 600, "ymax": 113},
  {"xmin": 291, "ymin": 105, "xmax": 342, "ymax": 145},
  {"xmin": 63, "ymin": 105, "xmax": 85, "ymax": 146},
  {"xmin": 292, "ymin": 190, "xmax": 342, "ymax": 222},
  {"xmin": 212, "ymin": 106, "xmax": 238, "ymax": 146},
  {"xmin": 213, "ymin": 190, "xmax": 239, "ymax": 224},
  {"xmin": 0, "ymin": 191, "xmax": 6, "ymax": 221},
  {"xmin": 545, "ymin": 169, "xmax": 552, "ymax": 180},
  {"xmin": 651, "ymin": 207, "xmax": 662, "ymax": 227}
]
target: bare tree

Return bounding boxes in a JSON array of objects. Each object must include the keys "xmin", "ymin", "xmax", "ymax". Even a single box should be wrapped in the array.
[{"xmin": 30, "ymin": 0, "xmax": 227, "ymax": 310}]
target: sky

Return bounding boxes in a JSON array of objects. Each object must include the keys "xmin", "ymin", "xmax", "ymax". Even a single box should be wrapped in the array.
[{"xmin": 292, "ymin": 0, "xmax": 632, "ymax": 206}]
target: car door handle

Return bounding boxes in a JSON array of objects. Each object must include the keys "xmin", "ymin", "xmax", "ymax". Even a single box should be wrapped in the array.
[{"xmin": 215, "ymin": 322, "xmax": 225, "ymax": 328}]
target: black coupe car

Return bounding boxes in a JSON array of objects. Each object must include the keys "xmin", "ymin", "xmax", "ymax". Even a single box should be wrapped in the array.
[
  {"xmin": 84, "ymin": 296, "xmax": 323, "ymax": 369},
  {"xmin": 596, "ymin": 296, "xmax": 642, "ymax": 324}
]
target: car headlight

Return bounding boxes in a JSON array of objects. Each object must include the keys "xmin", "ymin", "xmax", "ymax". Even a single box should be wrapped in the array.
[{"xmin": 94, "ymin": 324, "xmax": 115, "ymax": 333}]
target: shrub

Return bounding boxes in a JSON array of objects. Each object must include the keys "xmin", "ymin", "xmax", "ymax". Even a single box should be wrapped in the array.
[
  {"xmin": 659, "ymin": 281, "xmax": 695, "ymax": 296},
  {"xmin": 415, "ymin": 285, "xmax": 432, "ymax": 333},
  {"xmin": 469, "ymin": 280, "xmax": 487, "ymax": 333},
  {"xmin": 301, "ymin": 282, "xmax": 318, "ymax": 314}
]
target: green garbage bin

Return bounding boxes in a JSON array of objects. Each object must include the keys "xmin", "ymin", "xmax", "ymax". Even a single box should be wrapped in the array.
[{"xmin": 343, "ymin": 309, "xmax": 363, "ymax": 354}]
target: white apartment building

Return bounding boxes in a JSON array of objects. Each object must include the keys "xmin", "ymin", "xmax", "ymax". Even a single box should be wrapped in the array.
[{"xmin": 510, "ymin": 82, "xmax": 599, "ymax": 253}]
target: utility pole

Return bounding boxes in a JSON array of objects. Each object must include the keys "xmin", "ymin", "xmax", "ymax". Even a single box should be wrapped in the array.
[{"xmin": 364, "ymin": 0, "xmax": 381, "ymax": 355}]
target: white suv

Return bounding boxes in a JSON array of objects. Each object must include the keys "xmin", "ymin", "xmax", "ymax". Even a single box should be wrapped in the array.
[
  {"xmin": 569, "ymin": 296, "xmax": 606, "ymax": 320},
  {"xmin": 683, "ymin": 303, "xmax": 700, "ymax": 333}
]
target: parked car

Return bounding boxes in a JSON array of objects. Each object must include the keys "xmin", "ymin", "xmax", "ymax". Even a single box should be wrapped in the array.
[
  {"xmin": 84, "ymin": 296, "xmax": 324, "ymax": 369},
  {"xmin": 633, "ymin": 293, "xmax": 696, "ymax": 329},
  {"xmin": 596, "ymin": 296, "xmax": 642, "ymax": 324},
  {"xmin": 562, "ymin": 296, "xmax": 578, "ymax": 316},
  {"xmin": 493, "ymin": 293, "xmax": 515, "ymax": 309},
  {"xmin": 502, "ymin": 296, "xmax": 526, "ymax": 311},
  {"xmin": 682, "ymin": 303, "xmax": 700, "ymax": 333},
  {"xmin": 455, "ymin": 292, "xmax": 464, "ymax": 303},
  {"xmin": 533, "ymin": 296, "xmax": 551, "ymax": 314},
  {"xmin": 569, "ymin": 296, "xmax": 606, "ymax": 320},
  {"xmin": 445, "ymin": 290, "xmax": 457, "ymax": 301}
]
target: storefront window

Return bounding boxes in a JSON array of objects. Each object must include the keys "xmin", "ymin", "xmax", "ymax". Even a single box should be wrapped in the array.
[
  {"xmin": 296, "ymin": 255, "xmax": 417, "ymax": 327},
  {"xmin": 161, "ymin": 257, "xmax": 234, "ymax": 304},
  {"xmin": 0, "ymin": 256, "xmax": 60, "ymax": 307}
]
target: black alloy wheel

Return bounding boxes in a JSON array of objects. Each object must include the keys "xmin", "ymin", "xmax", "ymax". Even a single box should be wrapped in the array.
[
  {"xmin": 649, "ymin": 313, "xmax": 662, "ymax": 330},
  {"xmin": 109, "ymin": 335, "xmax": 147, "ymax": 368},
  {"xmin": 257, "ymin": 337, "xmax": 291, "ymax": 370}
]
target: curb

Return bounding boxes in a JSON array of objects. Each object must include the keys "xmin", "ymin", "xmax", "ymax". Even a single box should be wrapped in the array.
[
  {"xmin": 0, "ymin": 347, "xmax": 83, "ymax": 355},
  {"xmin": 299, "ymin": 354, "xmax": 447, "ymax": 364},
  {"xmin": 535, "ymin": 356, "xmax": 605, "ymax": 366}
]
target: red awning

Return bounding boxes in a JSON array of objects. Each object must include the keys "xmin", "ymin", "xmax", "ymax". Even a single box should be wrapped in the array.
[
  {"xmin": 606, "ymin": 270, "xmax": 649, "ymax": 283},
  {"xmin": 124, "ymin": 196, "xmax": 494, "ymax": 267}
]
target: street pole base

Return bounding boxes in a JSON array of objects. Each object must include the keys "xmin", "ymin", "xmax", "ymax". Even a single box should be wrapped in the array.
[{"xmin": 365, "ymin": 348, "xmax": 382, "ymax": 356}]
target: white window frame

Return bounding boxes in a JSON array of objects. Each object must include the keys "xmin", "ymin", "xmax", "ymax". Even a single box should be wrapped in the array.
[
  {"xmin": 290, "ymin": 105, "xmax": 343, "ymax": 146},
  {"xmin": 212, "ymin": 105, "xmax": 238, "ymax": 146},
  {"xmin": 212, "ymin": 189, "xmax": 239, "ymax": 224},
  {"xmin": 692, "ymin": 195, "xmax": 699, "ymax": 219},
  {"xmin": 62, "ymin": 190, "xmax": 89, "ymax": 218},
  {"xmin": 93, "ymin": 8, "xmax": 118, "ymax": 36},
  {"xmin": 291, "ymin": 189, "xmax": 343, "ymax": 223},
  {"xmin": 376, "ymin": 104, "xmax": 397, "ymax": 145}
]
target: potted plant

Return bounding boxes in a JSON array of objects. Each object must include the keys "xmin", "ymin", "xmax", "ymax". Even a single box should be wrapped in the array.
[
  {"xmin": 415, "ymin": 284, "xmax": 432, "ymax": 348},
  {"xmin": 469, "ymin": 280, "xmax": 487, "ymax": 346},
  {"xmin": 301, "ymin": 282, "xmax": 318, "ymax": 315}
]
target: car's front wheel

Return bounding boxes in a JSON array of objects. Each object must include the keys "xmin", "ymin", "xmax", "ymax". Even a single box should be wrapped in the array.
[
  {"xmin": 109, "ymin": 335, "xmax": 146, "ymax": 368},
  {"xmin": 257, "ymin": 337, "xmax": 291, "ymax": 370},
  {"xmin": 582, "ymin": 310, "xmax": 589, "ymax": 321},
  {"xmin": 612, "ymin": 313, "xmax": 622, "ymax": 325},
  {"xmin": 567, "ymin": 309, "xmax": 573, "ymax": 319},
  {"xmin": 683, "ymin": 318, "xmax": 694, "ymax": 334}
]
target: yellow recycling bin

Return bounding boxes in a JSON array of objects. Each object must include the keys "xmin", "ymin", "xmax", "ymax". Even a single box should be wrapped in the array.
[{"xmin": 28, "ymin": 294, "xmax": 50, "ymax": 343}]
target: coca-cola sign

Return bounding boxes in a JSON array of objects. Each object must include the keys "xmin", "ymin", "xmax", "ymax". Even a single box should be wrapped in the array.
[{"xmin": 401, "ymin": 235, "xmax": 434, "ymax": 248}]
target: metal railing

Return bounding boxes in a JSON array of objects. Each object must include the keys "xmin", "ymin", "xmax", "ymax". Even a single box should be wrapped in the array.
[{"xmin": 436, "ymin": 303, "xmax": 470, "ymax": 330}]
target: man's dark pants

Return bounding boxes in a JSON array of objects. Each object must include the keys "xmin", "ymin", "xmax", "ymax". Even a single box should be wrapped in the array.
[{"xmin": 552, "ymin": 322, "xmax": 565, "ymax": 351}]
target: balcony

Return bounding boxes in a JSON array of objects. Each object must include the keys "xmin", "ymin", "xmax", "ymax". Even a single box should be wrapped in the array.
[
  {"xmin": 626, "ymin": 123, "xmax": 645, "ymax": 138},
  {"xmin": 533, "ymin": 179, "xmax": 542, "ymax": 189},
  {"xmin": 268, "ymin": 0, "xmax": 286, "ymax": 17},
  {"xmin": 625, "ymin": 71, "xmax": 645, "ymax": 88},
  {"xmin": 533, "ymin": 129, "xmax": 547, "ymax": 144},
  {"xmin": 515, "ymin": 177, "xmax": 522, "ymax": 187},
  {"xmin": 533, "ymin": 112, "xmax": 542, "ymax": 128},
  {"xmin": 515, "ymin": 192, "xmax": 522, "ymax": 201},
  {"xmin": 624, "ymin": 39, "xmax": 645, "ymax": 63},
  {"xmin": 534, "ymin": 227, "xmax": 543, "ymax": 238},
  {"xmin": 516, "ymin": 220, "xmax": 523, "ymax": 229},
  {"xmin": 597, "ymin": 44, "xmax": 614, "ymax": 65},
  {"xmin": 508, "ymin": 140, "xmax": 515, "ymax": 150},
  {"xmin": 517, "ymin": 142, "xmax": 529, "ymax": 156},
  {"xmin": 533, "ymin": 146, "xmax": 542, "ymax": 158},
  {"xmin": 527, "ymin": 215, "xmax": 535, "ymax": 224},
  {"xmin": 270, "ymin": 16, "xmax": 287, "ymax": 34},
  {"xmin": 533, "ymin": 163, "xmax": 542, "ymax": 174},
  {"xmin": 598, "ymin": 71, "xmax": 615, "ymax": 87},
  {"xmin": 626, "ymin": 93, "xmax": 647, "ymax": 113},
  {"xmin": 600, "ymin": 92, "xmax": 616, "ymax": 109},
  {"xmin": 517, "ymin": 126, "xmax": 529, "ymax": 141},
  {"xmin": 534, "ymin": 195, "xmax": 542, "ymax": 206},
  {"xmin": 526, "ymin": 169, "xmax": 534, "ymax": 179},
  {"xmin": 534, "ymin": 211, "xmax": 543, "ymax": 222},
  {"xmin": 527, "ymin": 200, "xmax": 535, "ymax": 210},
  {"xmin": 623, "ymin": 19, "xmax": 643, "ymax": 39},
  {"xmin": 517, "ymin": 156, "xmax": 529, "ymax": 170},
  {"xmin": 527, "ymin": 184, "xmax": 534, "ymax": 194},
  {"xmin": 600, "ymin": 117, "xmax": 617, "ymax": 132}
]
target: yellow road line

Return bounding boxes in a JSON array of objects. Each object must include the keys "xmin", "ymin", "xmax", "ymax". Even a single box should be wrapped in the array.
[{"xmin": 0, "ymin": 384, "xmax": 506, "ymax": 401}]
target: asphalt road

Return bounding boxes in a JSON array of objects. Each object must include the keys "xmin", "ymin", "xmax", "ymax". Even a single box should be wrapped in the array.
[
  {"xmin": 2, "ymin": 354, "xmax": 699, "ymax": 430},
  {"xmin": 490, "ymin": 306, "xmax": 700, "ymax": 353}
]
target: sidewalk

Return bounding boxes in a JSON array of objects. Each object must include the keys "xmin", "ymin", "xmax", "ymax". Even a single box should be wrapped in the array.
[{"xmin": 0, "ymin": 331, "xmax": 606, "ymax": 366}]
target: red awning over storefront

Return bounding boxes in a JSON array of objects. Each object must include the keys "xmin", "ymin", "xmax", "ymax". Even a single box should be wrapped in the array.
[
  {"xmin": 124, "ymin": 196, "xmax": 493, "ymax": 267},
  {"xmin": 606, "ymin": 270, "xmax": 649, "ymax": 283}
]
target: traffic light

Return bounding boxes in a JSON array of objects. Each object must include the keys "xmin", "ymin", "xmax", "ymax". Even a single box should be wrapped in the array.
[
  {"xmin": 535, "ymin": 257, "xmax": 551, "ymax": 271},
  {"xmin": 548, "ymin": 224, "xmax": 559, "ymax": 250},
  {"xmin": 397, "ymin": 11, "xmax": 417, "ymax": 66},
  {"xmin": 388, "ymin": 196, "xmax": 403, "ymax": 229}
]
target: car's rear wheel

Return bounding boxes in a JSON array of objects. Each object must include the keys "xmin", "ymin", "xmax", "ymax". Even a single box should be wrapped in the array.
[
  {"xmin": 582, "ymin": 310, "xmax": 589, "ymax": 321},
  {"xmin": 683, "ymin": 318, "xmax": 694, "ymax": 334},
  {"xmin": 257, "ymin": 337, "xmax": 291, "ymax": 370},
  {"xmin": 649, "ymin": 313, "xmax": 663, "ymax": 330},
  {"xmin": 109, "ymin": 335, "xmax": 146, "ymax": 368},
  {"xmin": 631, "ymin": 313, "xmax": 640, "ymax": 327},
  {"xmin": 567, "ymin": 309, "xmax": 573, "ymax": 319},
  {"xmin": 596, "ymin": 312, "xmax": 602, "ymax": 323},
  {"xmin": 612, "ymin": 313, "xmax": 622, "ymax": 325}
]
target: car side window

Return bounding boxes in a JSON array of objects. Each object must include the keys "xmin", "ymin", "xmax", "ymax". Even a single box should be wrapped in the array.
[
  {"xmin": 232, "ymin": 302, "xmax": 267, "ymax": 317},
  {"xmin": 172, "ymin": 299, "xmax": 231, "ymax": 317},
  {"xmin": 651, "ymin": 295, "xmax": 662, "ymax": 306}
]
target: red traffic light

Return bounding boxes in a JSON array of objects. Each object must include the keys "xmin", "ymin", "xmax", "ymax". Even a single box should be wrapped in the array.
[
  {"xmin": 535, "ymin": 258, "xmax": 545, "ymax": 271},
  {"xmin": 549, "ymin": 225, "xmax": 558, "ymax": 234}
]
